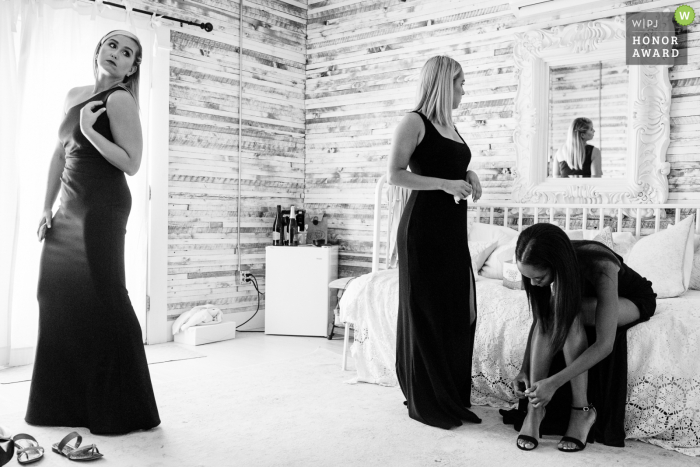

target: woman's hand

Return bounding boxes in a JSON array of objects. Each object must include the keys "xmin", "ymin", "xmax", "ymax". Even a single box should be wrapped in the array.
[
  {"xmin": 37, "ymin": 209, "xmax": 52, "ymax": 242},
  {"xmin": 466, "ymin": 170, "xmax": 482, "ymax": 202},
  {"xmin": 442, "ymin": 179, "xmax": 472, "ymax": 200},
  {"xmin": 80, "ymin": 101, "xmax": 107, "ymax": 136},
  {"xmin": 511, "ymin": 371, "xmax": 530, "ymax": 399},
  {"xmin": 525, "ymin": 377, "xmax": 557, "ymax": 408}
]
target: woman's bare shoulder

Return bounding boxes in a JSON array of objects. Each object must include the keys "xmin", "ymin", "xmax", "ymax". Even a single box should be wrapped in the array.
[
  {"xmin": 64, "ymin": 85, "xmax": 93, "ymax": 112},
  {"xmin": 398, "ymin": 112, "xmax": 423, "ymax": 129},
  {"xmin": 394, "ymin": 112, "xmax": 425, "ymax": 141}
]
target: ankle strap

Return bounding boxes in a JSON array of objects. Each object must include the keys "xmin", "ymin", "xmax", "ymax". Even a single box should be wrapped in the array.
[{"xmin": 571, "ymin": 404, "xmax": 594, "ymax": 412}]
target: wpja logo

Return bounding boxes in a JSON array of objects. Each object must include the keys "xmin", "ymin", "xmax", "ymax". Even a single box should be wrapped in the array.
[
  {"xmin": 625, "ymin": 11, "xmax": 688, "ymax": 66},
  {"xmin": 674, "ymin": 5, "xmax": 695, "ymax": 26}
]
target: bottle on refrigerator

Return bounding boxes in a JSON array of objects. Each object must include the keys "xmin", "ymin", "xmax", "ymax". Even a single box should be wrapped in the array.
[
  {"xmin": 289, "ymin": 205, "xmax": 298, "ymax": 246},
  {"xmin": 272, "ymin": 205, "xmax": 284, "ymax": 246}
]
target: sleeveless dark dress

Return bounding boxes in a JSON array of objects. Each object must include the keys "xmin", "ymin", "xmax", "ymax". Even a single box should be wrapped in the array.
[
  {"xmin": 395, "ymin": 112, "xmax": 478, "ymax": 429},
  {"xmin": 502, "ymin": 241, "xmax": 656, "ymax": 447},
  {"xmin": 26, "ymin": 86, "xmax": 160, "ymax": 435},
  {"xmin": 559, "ymin": 145, "xmax": 594, "ymax": 177}
]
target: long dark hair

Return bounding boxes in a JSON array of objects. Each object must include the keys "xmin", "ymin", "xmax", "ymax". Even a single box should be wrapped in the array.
[{"xmin": 516, "ymin": 223, "xmax": 581, "ymax": 352}]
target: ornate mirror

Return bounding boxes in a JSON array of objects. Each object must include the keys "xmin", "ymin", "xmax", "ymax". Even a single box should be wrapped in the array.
[{"xmin": 511, "ymin": 16, "xmax": 672, "ymax": 204}]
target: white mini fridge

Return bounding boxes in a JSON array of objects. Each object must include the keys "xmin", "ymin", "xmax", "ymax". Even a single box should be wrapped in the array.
[{"xmin": 265, "ymin": 245, "xmax": 339, "ymax": 336}]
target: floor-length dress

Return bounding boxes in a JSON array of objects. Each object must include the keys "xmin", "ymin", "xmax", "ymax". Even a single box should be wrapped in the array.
[
  {"xmin": 395, "ymin": 111, "xmax": 478, "ymax": 429},
  {"xmin": 26, "ymin": 86, "xmax": 160, "ymax": 435},
  {"xmin": 502, "ymin": 242, "xmax": 657, "ymax": 447}
]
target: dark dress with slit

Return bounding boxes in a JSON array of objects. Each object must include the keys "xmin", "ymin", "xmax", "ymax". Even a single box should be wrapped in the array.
[
  {"xmin": 559, "ymin": 145, "xmax": 594, "ymax": 178},
  {"xmin": 395, "ymin": 112, "xmax": 478, "ymax": 429},
  {"xmin": 502, "ymin": 241, "xmax": 656, "ymax": 446},
  {"xmin": 26, "ymin": 86, "xmax": 160, "ymax": 435}
]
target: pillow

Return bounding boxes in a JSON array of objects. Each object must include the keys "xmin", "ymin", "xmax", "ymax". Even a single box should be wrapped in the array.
[
  {"xmin": 690, "ymin": 234, "xmax": 700, "ymax": 290},
  {"xmin": 690, "ymin": 249, "xmax": 700, "ymax": 290},
  {"xmin": 468, "ymin": 224, "xmax": 519, "ymax": 279},
  {"xmin": 468, "ymin": 240, "xmax": 498, "ymax": 274},
  {"xmin": 496, "ymin": 235, "xmax": 519, "ymax": 263},
  {"xmin": 565, "ymin": 230, "xmax": 584, "ymax": 240},
  {"xmin": 592, "ymin": 226, "xmax": 614, "ymax": 250},
  {"xmin": 612, "ymin": 232, "xmax": 637, "ymax": 260},
  {"xmin": 468, "ymin": 222, "xmax": 518, "ymax": 245},
  {"xmin": 626, "ymin": 214, "xmax": 695, "ymax": 298},
  {"xmin": 567, "ymin": 228, "xmax": 637, "ymax": 259}
]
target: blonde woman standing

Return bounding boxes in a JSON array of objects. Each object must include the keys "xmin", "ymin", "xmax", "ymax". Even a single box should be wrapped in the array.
[
  {"xmin": 553, "ymin": 117, "xmax": 602, "ymax": 178},
  {"xmin": 27, "ymin": 30, "xmax": 160, "ymax": 436},
  {"xmin": 388, "ymin": 56, "xmax": 483, "ymax": 429}
]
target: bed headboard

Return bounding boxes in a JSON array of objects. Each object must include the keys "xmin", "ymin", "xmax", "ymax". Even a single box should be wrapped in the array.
[{"xmin": 372, "ymin": 174, "xmax": 700, "ymax": 274}]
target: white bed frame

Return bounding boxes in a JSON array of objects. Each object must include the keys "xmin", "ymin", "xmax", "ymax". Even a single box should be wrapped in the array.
[{"xmin": 340, "ymin": 174, "xmax": 700, "ymax": 370}]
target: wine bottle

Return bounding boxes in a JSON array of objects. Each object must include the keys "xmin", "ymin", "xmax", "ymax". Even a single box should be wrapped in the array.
[
  {"xmin": 289, "ymin": 205, "xmax": 298, "ymax": 246},
  {"xmin": 272, "ymin": 205, "xmax": 283, "ymax": 246}
]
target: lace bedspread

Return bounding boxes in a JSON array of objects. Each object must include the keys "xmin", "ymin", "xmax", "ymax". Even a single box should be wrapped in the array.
[{"xmin": 339, "ymin": 269, "xmax": 700, "ymax": 456}]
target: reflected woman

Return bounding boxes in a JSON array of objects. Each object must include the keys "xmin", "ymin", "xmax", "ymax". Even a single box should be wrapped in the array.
[
  {"xmin": 552, "ymin": 117, "xmax": 602, "ymax": 178},
  {"xmin": 27, "ymin": 30, "xmax": 160, "ymax": 435}
]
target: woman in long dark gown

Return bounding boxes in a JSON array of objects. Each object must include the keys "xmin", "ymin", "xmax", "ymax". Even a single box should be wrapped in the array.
[
  {"xmin": 27, "ymin": 30, "xmax": 160, "ymax": 435},
  {"xmin": 388, "ymin": 56, "xmax": 483, "ymax": 429},
  {"xmin": 513, "ymin": 223, "xmax": 655, "ymax": 452}
]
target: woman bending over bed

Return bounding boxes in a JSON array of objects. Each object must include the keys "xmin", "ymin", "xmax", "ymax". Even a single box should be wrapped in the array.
[
  {"xmin": 388, "ymin": 55, "xmax": 483, "ymax": 429},
  {"xmin": 513, "ymin": 223, "xmax": 655, "ymax": 452}
]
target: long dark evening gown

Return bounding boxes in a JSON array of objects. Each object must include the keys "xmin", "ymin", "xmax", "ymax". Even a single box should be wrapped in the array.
[
  {"xmin": 26, "ymin": 86, "xmax": 160, "ymax": 435},
  {"xmin": 395, "ymin": 111, "xmax": 479, "ymax": 429}
]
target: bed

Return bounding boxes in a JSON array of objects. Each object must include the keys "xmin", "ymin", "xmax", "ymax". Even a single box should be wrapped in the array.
[{"xmin": 338, "ymin": 175, "xmax": 700, "ymax": 457}]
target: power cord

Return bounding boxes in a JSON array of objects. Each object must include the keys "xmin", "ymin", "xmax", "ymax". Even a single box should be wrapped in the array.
[{"xmin": 236, "ymin": 273, "xmax": 265, "ymax": 332}]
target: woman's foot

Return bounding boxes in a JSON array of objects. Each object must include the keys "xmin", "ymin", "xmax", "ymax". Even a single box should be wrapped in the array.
[
  {"xmin": 558, "ymin": 405, "xmax": 597, "ymax": 452},
  {"xmin": 517, "ymin": 404, "xmax": 545, "ymax": 450}
]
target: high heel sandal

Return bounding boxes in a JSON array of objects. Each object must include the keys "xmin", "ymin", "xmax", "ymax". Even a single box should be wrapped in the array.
[
  {"xmin": 558, "ymin": 404, "xmax": 597, "ymax": 453},
  {"xmin": 516, "ymin": 407, "xmax": 545, "ymax": 451}
]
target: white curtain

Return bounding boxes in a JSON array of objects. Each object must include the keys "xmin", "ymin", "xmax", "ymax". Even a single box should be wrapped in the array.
[
  {"xmin": 0, "ymin": 0, "xmax": 22, "ymax": 368},
  {"xmin": 1, "ymin": 1, "xmax": 161, "ymax": 367}
]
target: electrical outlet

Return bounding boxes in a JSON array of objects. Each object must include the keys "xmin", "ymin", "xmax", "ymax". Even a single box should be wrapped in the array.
[{"xmin": 238, "ymin": 271, "xmax": 252, "ymax": 285}]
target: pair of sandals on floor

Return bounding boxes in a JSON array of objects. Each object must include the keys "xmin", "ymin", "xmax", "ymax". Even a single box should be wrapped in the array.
[
  {"xmin": 516, "ymin": 403, "xmax": 598, "ymax": 453},
  {"xmin": 1, "ymin": 427, "xmax": 102, "ymax": 465}
]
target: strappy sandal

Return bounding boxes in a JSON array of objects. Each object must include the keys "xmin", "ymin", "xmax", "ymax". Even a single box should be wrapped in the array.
[
  {"xmin": 52, "ymin": 432, "xmax": 103, "ymax": 462},
  {"xmin": 516, "ymin": 406, "xmax": 544, "ymax": 451},
  {"xmin": 558, "ymin": 404, "xmax": 597, "ymax": 452},
  {"xmin": 12, "ymin": 434, "xmax": 44, "ymax": 465}
]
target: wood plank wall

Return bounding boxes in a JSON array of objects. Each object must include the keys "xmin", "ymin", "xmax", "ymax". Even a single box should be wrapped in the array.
[
  {"xmin": 135, "ymin": 0, "xmax": 307, "ymax": 326},
  {"xmin": 305, "ymin": 0, "xmax": 700, "ymax": 277}
]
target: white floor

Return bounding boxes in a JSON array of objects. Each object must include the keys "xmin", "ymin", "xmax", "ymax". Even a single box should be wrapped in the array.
[{"xmin": 0, "ymin": 329, "xmax": 696, "ymax": 466}]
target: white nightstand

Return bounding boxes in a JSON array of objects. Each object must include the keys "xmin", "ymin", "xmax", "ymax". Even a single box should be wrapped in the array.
[{"xmin": 264, "ymin": 245, "xmax": 339, "ymax": 336}]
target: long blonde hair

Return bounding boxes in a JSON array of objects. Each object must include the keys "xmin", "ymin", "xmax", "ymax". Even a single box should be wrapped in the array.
[
  {"xmin": 413, "ymin": 56, "xmax": 462, "ymax": 127},
  {"xmin": 93, "ymin": 30, "xmax": 142, "ymax": 105},
  {"xmin": 561, "ymin": 117, "xmax": 592, "ymax": 170}
]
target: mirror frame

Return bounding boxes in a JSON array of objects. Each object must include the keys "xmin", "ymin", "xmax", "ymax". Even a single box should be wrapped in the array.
[{"xmin": 511, "ymin": 16, "xmax": 672, "ymax": 204}]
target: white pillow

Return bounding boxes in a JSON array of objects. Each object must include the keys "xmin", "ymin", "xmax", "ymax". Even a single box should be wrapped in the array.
[
  {"xmin": 592, "ymin": 226, "xmax": 614, "ymax": 250},
  {"xmin": 566, "ymin": 229, "xmax": 637, "ymax": 259},
  {"xmin": 612, "ymin": 232, "xmax": 637, "ymax": 261},
  {"xmin": 468, "ymin": 240, "xmax": 498, "ymax": 274},
  {"xmin": 565, "ymin": 230, "xmax": 584, "ymax": 240},
  {"xmin": 690, "ymin": 249, "xmax": 700, "ymax": 290},
  {"xmin": 689, "ymin": 234, "xmax": 700, "ymax": 290},
  {"xmin": 626, "ymin": 214, "xmax": 695, "ymax": 298},
  {"xmin": 469, "ymin": 223, "xmax": 519, "ymax": 279}
]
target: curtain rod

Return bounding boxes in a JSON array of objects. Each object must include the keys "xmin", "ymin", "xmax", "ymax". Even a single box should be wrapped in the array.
[{"xmin": 87, "ymin": 0, "xmax": 214, "ymax": 32}]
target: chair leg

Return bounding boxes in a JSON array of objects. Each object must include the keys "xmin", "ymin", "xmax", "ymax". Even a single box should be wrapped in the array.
[{"xmin": 342, "ymin": 322, "xmax": 350, "ymax": 371}]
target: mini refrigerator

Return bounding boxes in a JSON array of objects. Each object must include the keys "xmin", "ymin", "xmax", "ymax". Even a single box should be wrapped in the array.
[{"xmin": 265, "ymin": 245, "xmax": 339, "ymax": 336}]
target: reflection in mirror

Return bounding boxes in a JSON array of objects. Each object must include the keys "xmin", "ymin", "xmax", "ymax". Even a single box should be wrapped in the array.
[{"xmin": 547, "ymin": 59, "xmax": 629, "ymax": 179}]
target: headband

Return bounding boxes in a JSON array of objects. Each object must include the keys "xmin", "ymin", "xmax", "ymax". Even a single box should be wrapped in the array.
[{"xmin": 101, "ymin": 29, "xmax": 141, "ymax": 46}]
